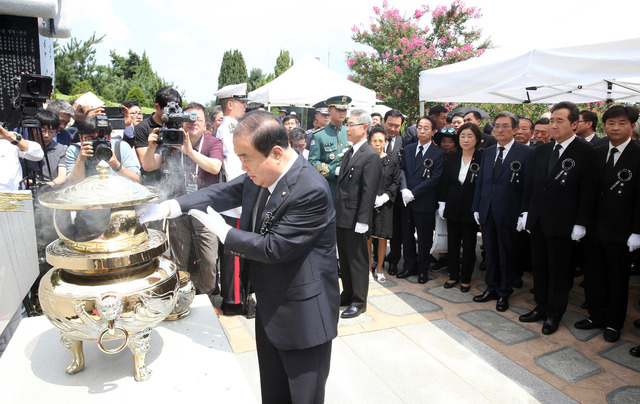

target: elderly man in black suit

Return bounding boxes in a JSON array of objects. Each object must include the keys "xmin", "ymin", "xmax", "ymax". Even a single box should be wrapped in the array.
[
  {"xmin": 396, "ymin": 115, "xmax": 445, "ymax": 284},
  {"xmin": 577, "ymin": 105, "xmax": 640, "ymax": 343},
  {"xmin": 472, "ymin": 112, "xmax": 533, "ymax": 312},
  {"xmin": 137, "ymin": 110, "xmax": 339, "ymax": 403},
  {"xmin": 519, "ymin": 101, "xmax": 599, "ymax": 335},
  {"xmin": 335, "ymin": 109, "xmax": 382, "ymax": 319}
]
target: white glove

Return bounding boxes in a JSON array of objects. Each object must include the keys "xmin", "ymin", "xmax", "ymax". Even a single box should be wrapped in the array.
[
  {"xmin": 355, "ymin": 222, "xmax": 369, "ymax": 234},
  {"xmin": 473, "ymin": 212, "xmax": 480, "ymax": 226},
  {"xmin": 401, "ymin": 189, "xmax": 414, "ymax": 206},
  {"xmin": 627, "ymin": 233, "xmax": 640, "ymax": 252},
  {"xmin": 438, "ymin": 201, "xmax": 446, "ymax": 219},
  {"xmin": 136, "ymin": 200, "xmax": 181, "ymax": 224},
  {"xmin": 334, "ymin": 166, "xmax": 340, "ymax": 176},
  {"xmin": 189, "ymin": 207, "xmax": 232, "ymax": 244},
  {"xmin": 517, "ymin": 212, "xmax": 528, "ymax": 232},
  {"xmin": 571, "ymin": 225, "xmax": 586, "ymax": 241},
  {"xmin": 374, "ymin": 193, "xmax": 390, "ymax": 208}
]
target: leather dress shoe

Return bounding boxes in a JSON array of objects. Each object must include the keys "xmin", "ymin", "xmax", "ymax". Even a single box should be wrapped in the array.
[
  {"xmin": 542, "ymin": 318, "xmax": 559, "ymax": 335},
  {"xmin": 396, "ymin": 270, "xmax": 417, "ymax": 279},
  {"xmin": 443, "ymin": 280, "xmax": 458, "ymax": 289},
  {"xmin": 519, "ymin": 309, "xmax": 546, "ymax": 323},
  {"xmin": 460, "ymin": 284, "xmax": 470, "ymax": 293},
  {"xmin": 341, "ymin": 305, "xmax": 366, "ymax": 319},
  {"xmin": 604, "ymin": 327, "xmax": 620, "ymax": 343},
  {"xmin": 222, "ymin": 303, "xmax": 246, "ymax": 316},
  {"xmin": 630, "ymin": 345, "xmax": 640, "ymax": 357},
  {"xmin": 496, "ymin": 297, "xmax": 509, "ymax": 312},
  {"xmin": 473, "ymin": 290, "xmax": 498, "ymax": 303},
  {"xmin": 387, "ymin": 263, "xmax": 398, "ymax": 276},
  {"xmin": 418, "ymin": 273, "xmax": 429, "ymax": 284},
  {"xmin": 574, "ymin": 318, "xmax": 604, "ymax": 330}
]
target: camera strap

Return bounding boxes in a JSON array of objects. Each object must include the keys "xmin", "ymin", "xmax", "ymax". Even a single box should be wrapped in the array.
[{"xmin": 115, "ymin": 139, "xmax": 122, "ymax": 165}]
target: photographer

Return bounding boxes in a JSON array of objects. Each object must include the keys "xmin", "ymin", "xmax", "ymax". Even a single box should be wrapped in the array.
[
  {"xmin": 32, "ymin": 110, "xmax": 68, "ymax": 187},
  {"xmin": 144, "ymin": 103, "xmax": 223, "ymax": 298},
  {"xmin": 65, "ymin": 116, "xmax": 141, "ymax": 184},
  {"xmin": 0, "ymin": 125, "xmax": 43, "ymax": 191},
  {"xmin": 134, "ymin": 87, "xmax": 182, "ymax": 187}
]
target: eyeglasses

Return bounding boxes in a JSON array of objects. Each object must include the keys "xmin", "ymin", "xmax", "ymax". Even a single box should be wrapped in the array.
[
  {"xmin": 345, "ymin": 123, "xmax": 365, "ymax": 128},
  {"xmin": 440, "ymin": 128, "xmax": 456, "ymax": 134},
  {"xmin": 41, "ymin": 128, "xmax": 57, "ymax": 135}
]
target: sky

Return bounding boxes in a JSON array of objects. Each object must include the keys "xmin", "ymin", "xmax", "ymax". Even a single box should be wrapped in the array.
[{"xmin": 59, "ymin": 0, "xmax": 640, "ymax": 104}]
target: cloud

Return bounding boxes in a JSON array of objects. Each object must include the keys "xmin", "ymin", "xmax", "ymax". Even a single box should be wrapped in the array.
[{"xmin": 156, "ymin": 29, "xmax": 193, "ymax": 47}]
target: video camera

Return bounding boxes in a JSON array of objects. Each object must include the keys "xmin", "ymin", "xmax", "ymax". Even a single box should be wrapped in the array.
[
  {"xmin": 157, "ymin": 101, "xmax": 197, "ymax": 146},
  {"xmin": 92, "ymin": 116, "xmax": 113, "ymax": 161}
]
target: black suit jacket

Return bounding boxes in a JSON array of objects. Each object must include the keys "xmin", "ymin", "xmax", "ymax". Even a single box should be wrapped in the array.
[
  {"xmin": 399, "ymin": 141, "xmax": 445, "ymax": 213},
  {"xmin": 472, "ymin": 142, "xmax": 533, "ymax": 226},
  {"xmin": 524, "ymin": 136, "xmax": 599, "ymax": 236},
  {"xmin": 593, "ymin": 141, "xmax": 640, "ymax": 243},
  {"xmin": 403, "ymin": 125, "xmax": 418, "ymax": 147},
  {"xmin": 335, "ymin": 142, "xmax": 382, "ymax": 228},
  {"xmin": 477, "ymin": 133, "xmax": 497, "ymax": 150},
  {"xmin": 386, "ymin": 135, "xmax": 403, "ymax": 156},
  {"xmin": 176, "ymin": 155, "xmax": 339, "ymax": 351},
  {"xmin": 438, "ymin": 149, "xmax": 483, "ymax": 224}
]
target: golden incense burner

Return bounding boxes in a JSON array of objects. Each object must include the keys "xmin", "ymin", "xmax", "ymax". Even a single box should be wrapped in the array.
[{"xmin": 38, "ymin": 165, "xmax": 181, "ymax": 381}]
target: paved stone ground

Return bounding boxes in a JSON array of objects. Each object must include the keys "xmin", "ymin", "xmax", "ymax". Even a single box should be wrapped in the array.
[{"xmin": 215, "ymin": 249, "xmax": 640, "ymax": 403}]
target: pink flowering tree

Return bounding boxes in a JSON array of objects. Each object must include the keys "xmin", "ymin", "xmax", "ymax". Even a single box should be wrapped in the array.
[{"xmin": 348, "ymin": 1, "xmax": 492, "ymax": 123}]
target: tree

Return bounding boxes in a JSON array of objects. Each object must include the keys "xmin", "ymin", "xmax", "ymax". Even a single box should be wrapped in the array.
[
  {"xmin": 54, "ymin": 33, "xmax": 105, "ymax": 95},
  {"xmin": 70, "ymin": 81, "xmax": 95, "ymax": 97},
  {"xmin": 274, "ymin": 50, "xmax": 293, "ymax": 78},
  {"xmin": 218, "ymin": 49, "xmax": 248, "ymax": 89},
  {"xmin": 125, "ymin": 86, "xmax": 150, "ymax": 107},
  {"xmin": 247, "ymin": 68, "xmax": 265, "ymax": 92},
  {"xmin": 347, "ymin": 1, "xmax": 492, "ymax": 123}
]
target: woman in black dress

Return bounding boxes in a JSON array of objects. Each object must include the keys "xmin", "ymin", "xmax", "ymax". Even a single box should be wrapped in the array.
[
  {"xmin": 437, "ymin": 123, "xmax": 483, "ymax": 292},
  {"xmin": 367, "ymin": 125, "xmax": 400, "ymax": 283}
]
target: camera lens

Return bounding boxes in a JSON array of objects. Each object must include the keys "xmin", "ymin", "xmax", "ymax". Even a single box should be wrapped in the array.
[{"xmin": 94, "ymin": 143, "xmax": 113, "ymax": 161}]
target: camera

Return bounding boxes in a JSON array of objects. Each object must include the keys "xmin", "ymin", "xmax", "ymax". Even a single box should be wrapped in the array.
[
  {"xmin": 20, "ymin": 73, "xmax": 53, "ymax": 105},
  {"xmin": 157, "ymin": 101, "xmax": 197, "ymax": 146},
  {"xmin": 92, "ymin": 116, "xmax": 113, "ymax": 161}
]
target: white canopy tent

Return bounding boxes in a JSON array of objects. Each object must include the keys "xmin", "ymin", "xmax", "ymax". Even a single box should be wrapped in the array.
[
  {"xmin": 419, "ymin": 38, "xmax": 640, "ymax": 104},
  {"xmin": 249, "ymin": 54, "xmax": 377, "ymax": 109}
]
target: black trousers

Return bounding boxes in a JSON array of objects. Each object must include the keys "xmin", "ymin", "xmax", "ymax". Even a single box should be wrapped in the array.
[
  {"xmin": 481, "ymin": 211, "xmax": 518, "ymax": 297},
  {"xmin": 387, "ymin": 193, "xmax": 404, "ymax": 265},
  {"xmin": 255, "ymin": 311, "xmax": 332, "ymax": 404},
  {"xmin": 337, "ymin": 227, "xmax": 369, "ymax": 307},
  {"xmin": 447, "ymin": 220, "xmax": 478, "ymax": 284},
  {"xmin": 583, "ymin": 236, "xmax": 631, "ymax": 330},
  {"xmin": 401, "ymin": 208, "xmax": 435, "ymax": 275},
  {"xmin": 530, "ymin": 223, "xmax": 574, "ymax": 320},
  {"xmin": 219, "ymin": 215, "xmax": 245, "ymax": 307}
]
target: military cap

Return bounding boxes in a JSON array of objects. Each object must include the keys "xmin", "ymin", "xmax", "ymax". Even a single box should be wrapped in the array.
[
  {"xmin": 214, "ymin": 83, "xmax": 250, "ymax": 101},
  {"xmin": 326, "ymin": 95, "xmax": 352, "ymax": 110},
  {"xmin": 313, "ymin": 101, "xmax": 330, "ymax": 115},
  {"xmin": 279, "ymin": 108, "xmax": 288, "ymax": 113}
]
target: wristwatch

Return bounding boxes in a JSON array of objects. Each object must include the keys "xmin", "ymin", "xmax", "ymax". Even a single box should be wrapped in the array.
[
  {"xmin": 113, "ymin": 163, "xmax": 122, "ymax": 172},
  {"xmin": 11, "ymin": 132, "xmax": 22, "ymax": 145}
]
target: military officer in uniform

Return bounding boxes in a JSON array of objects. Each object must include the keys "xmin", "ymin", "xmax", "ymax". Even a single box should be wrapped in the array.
[{"xmin": 309, "ymin": 95, "xmax": 351, "ymax": 200}]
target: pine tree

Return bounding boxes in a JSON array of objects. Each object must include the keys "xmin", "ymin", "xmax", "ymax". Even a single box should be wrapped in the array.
[
  {"xmin": 218, "ymin": 49, "xmax": 248, "ymax": 89},
  {"xmin": 274, "ymin": 50, "xmax": 293, "ymax": 78}
]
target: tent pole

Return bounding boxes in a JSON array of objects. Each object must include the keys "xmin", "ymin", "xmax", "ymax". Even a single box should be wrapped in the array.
[{"xmin": 419, "ymin": 101, "xmax": 425, "ymax": 117}]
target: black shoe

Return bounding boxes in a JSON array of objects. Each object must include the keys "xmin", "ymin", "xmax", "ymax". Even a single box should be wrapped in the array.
[
  {"xmin": 496, "ymin": 297, "xmax": 509, "ymax": 312},
  {"xmin": 341, "ymin": 305, "xmax": 366, "ymax": 319},
  {"xmin": 581, "ymin": 301, "xmax": 588, "ymax": 309},
  {"xmin": 519, "ymin": 309, "xmax": 546, "ymax": 323},
  {"xmin": 418, "ymin": 274, "xmax": 429, "ymax": 284},
  {"xmin": 630, "ymin": 345, "xmax": 640, "ymax": 357},
  {"xmin": 443, "ymin": 281, "xmax": 458, "ymax": 289},
  {"xmin": 222, "ymin": 303, "xmax": 246, "ymax": 316},
  {"xmin": 473, "ymin": 290, "xmax": 498, "ymax": 303},
  {"xmin": 634, "ymin": 319, "xmax": 640, "ymax": 328},
  {"xmin": 604, "ymin": 327, "xmax": 620, "ymax": 343},
  {"xmin": 396, "ymin": 270, "xmax": 417, "ymax": 279},
  {"xmin": 542, "ymin": 318, "xmax": 559, "ymax": 335},
  {"xmin": 460, "ymin": 284, "xmax": 470, "ymax": 293},
  {"xmin": 512, "ymin": 278, "xmax": 523, "ymax": 289},
  {"xmin": 574, "ymin": 318, "xmax": 604, "ymax": 330},
  {"xmin": 430, "ymin": 258, "xmax": 447, "ymax": 272},
  {"xmin": 388, "ymin": 263, "xmax": 398, "ymax": 276}
]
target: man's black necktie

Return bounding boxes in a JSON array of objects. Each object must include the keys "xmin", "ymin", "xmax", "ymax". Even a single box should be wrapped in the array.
[
  {"xmin": 414, "ymin": 145, "xmax": 424, "ymax": 167},
  {"xmin": 386, "ymin": 138, "xmax": 393, "ymax": 154},
  {"xmin": 605, "ymin": 147, "xmax": 618, "ymax": 175},
  {"xmin": 547, "ymin": 144, "xmax": 562, "ymax": 177},
  {"xmin": 493, "ymin": 146, "xmax": 505, "ymax": 178},
  {"xmin": 342, "ymin": 147, "xmax": 353, "ymax": 169},
  {"xmin": 254, "ymin": 188, "xmax": 270, "ymax": 232}
]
